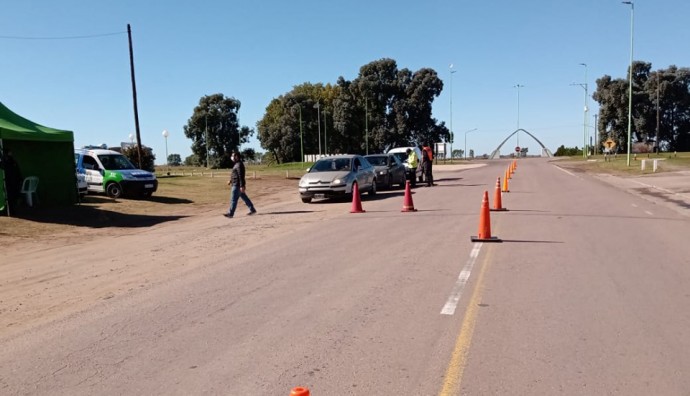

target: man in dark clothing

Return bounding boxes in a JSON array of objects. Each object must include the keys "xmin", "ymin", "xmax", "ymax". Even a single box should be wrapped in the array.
[
  {"xmin": 1, "ymin": 151, "xmax": 22, "ymax": 214},
  {"xmin": 421, "ymin": 143, "xmax": 434, "ymax": 187},
  {"xmin": 224, "ymin": 151, "xmax": 257, "ymax": 218}
]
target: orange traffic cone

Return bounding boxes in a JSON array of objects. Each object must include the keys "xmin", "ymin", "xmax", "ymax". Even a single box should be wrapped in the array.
[
  {"xmin": 502, "ymin": 169, "xmax": 510, "ymax": 193},
  {"xmin": 471, "ymin": 191, "xmax": 502, "ymax": 242},
  {"xmin": 290, "ymin": 387, "xmax": 310, "ymax": 396},
  {"xmin": 490, "ymin": 177, "xmax": 507, "ymax": 211},
  {"xmin": 401, "ymin": 180, "xmax": 417, "ymax": 212},
  {"xmin": 507, "ymin": 166, "xmax": 512, "ymax": 179},
  {"xmin": 350, "ymin": 181, "xmax": 366, "ymax": 213}
]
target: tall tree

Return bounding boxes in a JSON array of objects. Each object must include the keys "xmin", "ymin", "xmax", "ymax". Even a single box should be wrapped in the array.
[
  {"xmin": 593, "ymin": 62, "xmax": 690, "ymax": 152},
  {"xmin": 184, "ymin": 94, "xmax": 253, "ymax": 168},
  {"xmin": 256, "ymin": 58, "xmax": 449, "ymax": 161}
]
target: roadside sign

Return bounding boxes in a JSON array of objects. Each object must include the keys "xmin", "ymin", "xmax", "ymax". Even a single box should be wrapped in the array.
[
  {"xmin": 515, "ymin": 146, "xmax": 520, "ymax": 152},
  {"xmin": 603, "ymin": 139, "xmax": 616, "ymax": 150}
]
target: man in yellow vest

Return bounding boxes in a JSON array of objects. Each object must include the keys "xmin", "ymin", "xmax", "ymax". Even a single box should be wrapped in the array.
[{"xmin": 405, "ymin": 148, "xmax": 418, "ymax": 188}]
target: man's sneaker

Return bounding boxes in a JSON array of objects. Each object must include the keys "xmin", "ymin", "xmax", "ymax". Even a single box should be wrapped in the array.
[
  {"xmin": 223, "ymin": 213, "xmax": 233, "ymax": 218},
  {"xmin": 247, "ymin": 209, "xmax": 257, "ymax": 216}
]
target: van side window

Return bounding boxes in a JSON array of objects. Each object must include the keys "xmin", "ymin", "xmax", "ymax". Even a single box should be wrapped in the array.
[{"xmin": 82, "ymin": 156, "xmax": 99, "ymax": 170}]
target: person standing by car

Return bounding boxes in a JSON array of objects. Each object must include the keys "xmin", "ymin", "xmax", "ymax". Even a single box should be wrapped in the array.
[
  {"xmin": 422, "ymin": 143, "xmax": 434, "ymax": 186},
  {"xmin": 1, "ymin": 150, "xmax": 22, "ymax": 214},
  {"xmin": 405, "ymin": 148, "xmax": 418, "ymax": 187},
  {"xmin": 224, "ymin": 151, "xmax": 257, "ymax": 218}
]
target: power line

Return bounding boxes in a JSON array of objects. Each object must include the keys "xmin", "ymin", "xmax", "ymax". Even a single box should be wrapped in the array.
[{"xmin": 0, "ymin": 31, "xmax": 125, "ymax": 40}]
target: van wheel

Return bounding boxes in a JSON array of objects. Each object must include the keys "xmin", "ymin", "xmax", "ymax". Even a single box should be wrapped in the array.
[
  {"xmin": 301, "ymin": 197, "xmax": 312, "ymax": 203},
  {"xmin": 106, "ymin": 183, "xmax": 123, "ymax": 198}
]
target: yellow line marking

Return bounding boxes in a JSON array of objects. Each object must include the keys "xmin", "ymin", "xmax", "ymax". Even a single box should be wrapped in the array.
[{"xmin": 438, "ymin": 241, "xmax": 495, "ymax": 395}]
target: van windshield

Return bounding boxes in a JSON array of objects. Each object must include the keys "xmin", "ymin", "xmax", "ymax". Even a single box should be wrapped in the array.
[{"xmin": 97, "ymin": 154, "xmax": 136, "ymax": 170}]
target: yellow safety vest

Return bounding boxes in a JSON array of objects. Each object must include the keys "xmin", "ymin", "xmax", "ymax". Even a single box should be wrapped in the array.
[{"xmin": 407, "ymin": 151, "xmax": 418, "ymax": 168}]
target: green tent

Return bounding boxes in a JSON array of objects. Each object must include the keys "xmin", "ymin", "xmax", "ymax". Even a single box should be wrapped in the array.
[{"xmin": 0, "ymin": 101, "xmax": 77, "ymax": 214}]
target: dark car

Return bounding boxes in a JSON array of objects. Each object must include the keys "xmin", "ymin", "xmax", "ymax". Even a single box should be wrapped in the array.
[
  {"xmin": 364, "ymin": 154, "xmax": 406, "ymax": 189},
  {"xmin": 298, "ymin": 155, "xmax": 377, "ymax": 203}
]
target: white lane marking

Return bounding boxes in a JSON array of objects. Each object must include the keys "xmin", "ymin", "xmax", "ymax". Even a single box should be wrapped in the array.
[
  {"xmin": 554, "ymin": 166, "xmax": 577, "ymax": 177},
  {"xmin": 630, "ymin": 179, "xmax": 675, "ymax": 194},
  {"xmin": 631, "ymin": 203, "xmax": 638, "ymax": 208},
  {"xmin": 441, "ymin": 243, "xmax": 482, "ymax": 315},
  {"xmin": 645, "ymin": 210, "xmax": 654, "ymax": 216}
]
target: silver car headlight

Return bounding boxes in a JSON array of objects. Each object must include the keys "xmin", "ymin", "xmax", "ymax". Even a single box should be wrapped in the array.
[
  {"xmin": 379, "ymin": 170, "xmax": 388, "ymax": 175},
  {"xmin": 332, "ymin": 178, "xmax": 344, "ymax": 186}
]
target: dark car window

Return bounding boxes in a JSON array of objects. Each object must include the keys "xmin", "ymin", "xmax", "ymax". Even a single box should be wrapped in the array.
[
  {"xmin": 353, "ymin": 158, "xmax": 361, "ymax": 170},
  {"xmin": 97, "ymin": 154, "xmax": 136, "ymax": 170},
  {"xmin": 366, "ymin": 156, "xmax": 387, "ymax": 166},
  {"xmin": 82, "ymin": 155, "xmax": 99, "ymax": 170}
]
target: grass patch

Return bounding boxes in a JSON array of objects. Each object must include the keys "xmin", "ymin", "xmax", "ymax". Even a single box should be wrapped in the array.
[{"xmin": 558, "ymin": 152, "xmax": 690, "ymax": 176}]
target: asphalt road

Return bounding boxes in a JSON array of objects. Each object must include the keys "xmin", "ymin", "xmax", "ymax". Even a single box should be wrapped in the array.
[{"xmin": 2, "ymin": 158, "xmax": 689, "ymax": 395}]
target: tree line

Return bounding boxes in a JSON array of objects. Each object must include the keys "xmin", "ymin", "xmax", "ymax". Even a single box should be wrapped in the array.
[
  {"xmin": 593, "ymin": 61, "xmax": 690, "ymax": 152},
  {"xmin": 176, "ymin": 58, "xmax": 690, "ymax": 168},
  {"xmin": 181, "ymin": 58, "xmax": 449, "ymax": 166}
]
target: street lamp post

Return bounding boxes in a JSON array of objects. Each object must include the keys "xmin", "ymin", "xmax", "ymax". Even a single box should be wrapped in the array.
[
  {"xmin": 205, "ymin": 111, "xmax": 210, "ymax": 168},
  {"xmin": 580, "ymin": 63, "xmax": 589, "ymax": 158},
  {"xmin": 314, "ymin": 101, "xmax": 321, "ymax": 157},
  {"xmin": 162, "ymin": 129, "xmax": 169, "ymax": 169},
  {"xmin": 514, "ymin": 84, "xmax": 524, "ymax": 149},
  {"xmin": 623, "ymin": 0, "xmax": 634, "ymax": 166},
  {"xmin": 464, "ymin": 128, "xmax": 478, "ymax": 160},
  {"xmin": 365, "ymin": 97, "xmax": 369, "ymax": 155},
  {"xmin": 298, "ymin": 104, "xmax": 304, "ymax": 164},
  {"xmin": 571, "ymin": 64, "xmax": 589, "ymax": 158},
  {"xmin": 594, "ymin": 114, "xmax": 599, "ymax": 154},
  {"xmin": 324, "ymin": 109, "xmax": 328, "ymax": 156},
  {"xmin": 450, "ymin": 64, "xmax": 457, "ymax": 162}
]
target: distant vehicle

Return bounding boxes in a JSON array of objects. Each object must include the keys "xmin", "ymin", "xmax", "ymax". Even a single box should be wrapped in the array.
[
  {"xmin": 75, "ymin": 148, "xmax": 157, "ymax": 198},
  {"xmin": 388, "ymin": 146, "xmax": 424, "ymax": 183},
  {"xmin": 298, "ymin": 155, "xmax": 376, "ymax": 203},
  {"xmin": 364, "ymin": 153, "xmax": 406, "ymax": 189}
]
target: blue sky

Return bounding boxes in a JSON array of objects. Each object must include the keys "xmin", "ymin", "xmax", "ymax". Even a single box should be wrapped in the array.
[{"xmin": 2, "ymin": 0, "xmax": 688, "ymax": 162}]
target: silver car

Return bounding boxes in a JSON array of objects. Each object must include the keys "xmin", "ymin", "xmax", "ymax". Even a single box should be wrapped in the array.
[{"xmin": 298, "ymin": 155, "xmax": 377, "ymax": 203}]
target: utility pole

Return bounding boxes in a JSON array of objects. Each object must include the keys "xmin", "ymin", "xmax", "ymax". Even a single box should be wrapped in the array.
[
  {"xmin": 656, "ymin": 72, "xmax": 660, "ymax": 153},
  {"xmin": 127, "ymin": 24, "xmax": 143, "ymax": 168}
]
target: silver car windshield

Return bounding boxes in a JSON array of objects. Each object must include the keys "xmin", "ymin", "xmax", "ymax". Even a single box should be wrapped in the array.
[
  {"xmin": 391, "ymin": 153, "xmax": 407, "ymax": 162},
  {"xmin": 312, "ymin": 158, "xmax": 351, "ymax": 172}
]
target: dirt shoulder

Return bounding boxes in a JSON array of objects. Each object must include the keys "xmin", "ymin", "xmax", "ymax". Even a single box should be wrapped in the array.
[{"xmin": 0, "ymin": 175, "xmax": 310, "ymax": 340}]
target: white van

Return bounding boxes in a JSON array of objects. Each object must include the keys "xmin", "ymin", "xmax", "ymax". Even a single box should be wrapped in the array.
[
  {"xmin": 388, "ymin": 146, "xmax": 424, "ymax": 183},
  {"xmin": 75, "ymin": 148, "xmax": 157, "ymax": 198}
]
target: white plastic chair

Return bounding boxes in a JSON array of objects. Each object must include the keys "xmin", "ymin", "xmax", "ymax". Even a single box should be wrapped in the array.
[{"xmin": 20, "ymin": 176, "xmax": 39, "ymax": 207}]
